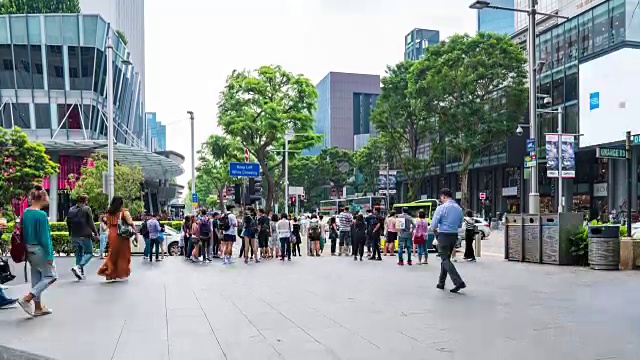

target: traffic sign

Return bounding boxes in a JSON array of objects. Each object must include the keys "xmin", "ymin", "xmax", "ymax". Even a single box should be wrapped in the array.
[
  {"xmin": 191, "ymin": 192, "xmax": 198, "ymax": 203},
  {"xmin": 632, "ymin": 134, "xmax": 640, "ymax": 145},
  {"xmin": 597, "ymin": 147, "xmax": 626, "ymax": 159},
  {"xmin": 479, "ymin": 192, "xmax": 486, "ymax": 200},
  {"xmin": 229, "ymin": 162, "xmax": 260, "ymax": 177},
  {"xmin": 526, "ymin": 139, "xmax": 536, "ymax": 153},
  {"xmin": 524, "ymin": 155, "xmax": 536, "ymax": 168},
  {"xmin": 244, "ymin": 148, "xmax": 249, "ymax": 163},
  {"xmin": 289, "ymin": 186, "xmax": 304, "ymax": 195}
]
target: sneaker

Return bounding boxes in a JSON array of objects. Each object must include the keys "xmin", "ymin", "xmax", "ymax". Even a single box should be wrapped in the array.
[
  {"xmin": 407, "ymin": 260, "xmax": 413, "ymax": 266},
  {"xmin": 17, "ymin": 298, "xmax": 34, "ymax": 316},
  {"xmin": 354, "ymin": 257, "xmax": 357, "ymax": 261},
  {"xmin": 450, "ymin": 282, "xmax": 467, "ymax": 293},
  {"xmin": 422, "ymin": 260, "xmax": 428, "ymax": 265},
  {"xmin": 436, "ymin": 284, "xmax": 445, "ymax": 290},
  {"xmin": 71, "ymin": 266, "xmax": 83, "ymax": 280},
  {"xmin": 397, "ymin": 261, "xmax": 404, "ymax": 266},
  {"xmin": 0, "ymin": 299, "xmax": 17, "ymax": 309}
]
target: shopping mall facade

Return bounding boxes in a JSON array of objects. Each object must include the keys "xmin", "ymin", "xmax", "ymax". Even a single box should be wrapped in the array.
[
  {"xmin": 398, "ymin": 0, "xmax": 640, "ymax": 220},
  {"xmin": 0, "ymin": 13, "xmax": 184, "ymax": 220}
]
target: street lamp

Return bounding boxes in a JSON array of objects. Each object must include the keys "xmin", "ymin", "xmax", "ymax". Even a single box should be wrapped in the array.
[
  {"xmin": 106, "ymin": 34, "xmax": 133, "ymax": 202},
  {"xmin": 470, "ymin": 1, "xmax": 568, "ymax": 214},
  {"xmin": 187, "ymin": 111, "xmax": 195, "ymax": 213}
]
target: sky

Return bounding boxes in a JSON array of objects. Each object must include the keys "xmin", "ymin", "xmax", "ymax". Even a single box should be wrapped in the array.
[{"xmin": 144, "ymin": 0, "xmax": 477, "ymax": 187}]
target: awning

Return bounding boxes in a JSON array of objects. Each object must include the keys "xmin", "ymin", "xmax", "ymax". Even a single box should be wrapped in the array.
[{"xmin": 39, "ymin": 140, "xmax": 184, "ymax": 180}]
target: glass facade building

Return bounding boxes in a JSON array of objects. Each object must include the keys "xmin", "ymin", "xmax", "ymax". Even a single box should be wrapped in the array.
[
  {"xmin": 477, "ymin": 0, "xmax": 516, "ymax": 34},
  {"xmin": 404, "ymin": 28, "xmax": 440, "ymax": 61},
  {"xmin": 145, "ymin": 112, "xmax": 166, "ymax": 151}
]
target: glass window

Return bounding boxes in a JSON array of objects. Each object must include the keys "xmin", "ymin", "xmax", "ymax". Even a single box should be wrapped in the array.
[
  {"xmin": 1, "ymin": 102, "xmax": 11, "ymax": 128},
  {"xmin": 579, "ymin": 11, "xmax": 593, "ymax": 57},
  {"xmin": 93, "ymin": 48, "xmax": 105, "ymax": 94},
  {"xmin": 552, "ymin": 72, "xmax": 564, "ymax": 106},
  {"xmin": 96, "ymin": 18, "xmax": 106, "ymax": 49},
  {"xmin": 82, "ymin": 15, "xmax": 98, "ymax": 47},
  {"xmin": 27, "ymin": 15, "xmax": 41, "ymax": 44},
  {"xmin": 0, "ymin": 18, "xmax": 8, "ymax": 44},
  {"xmin": 593, "ymin": 4, "xmax": 609, "ymax": 52},
  {"xmin": 79, "ymin": 47, "xmax": 95, "ymax": 91},
  {"xmin": 539, "ymin": 32, "xmax": 552, "ymax": 72},
  {"xmin": 538, "ymin": 73, "xmax": 552, "ymax": 108},
  {"xmin": 81, "ymin": 104, "xmax": 91, "ymax": 132},
  {"xmin": 563, "ymin": 103, "xmax": 578, "ymax": 135},
  {"xmin": 565, "ymin": 65, "xmax": 577, "ymax": 102},
  {"xmin": 9, "ymin": 15, "xmax": 27, "ymax": 44},
  {"xmin": 59, "ymin": 104, "xmax": 81, "ymax": 130},
  {"xmin": 61, "ymin": 16, "xmax": 79, "ymax": 45},
  {"xmin": 30, "ymin": 45, "xmax": 44, "ymax": 89},
  {"xmin": 627, "ymin": 0, "xmax": 640, "ymax": 41},
  {"xmin": 13, "ymin": 103, "xmax": 30, "ymax": 129},
  {"xmin": 565, "ymin": 19, "xmax": 578, "ymax": 63},
  {"xmin": 552, "ymin": 26, "xmax": 565, "ymax": 68},
  {"xmin": 13, "ymin": 45, "xmax": 32, "ymax": 89},
  {"xmin": 0, "ymin": 44, "xmax": 15, "ymax": 89},
  {"xmin": 45, "ymin": 16, "xmax": 62, "ymax": 44},
  {"xmin": 610, "ymin": 0, "xmax": 625, "ymax": 45},
  {"xmin": 68, "ymin": 46, "xmax": 81, "ymax": 90},
  {"xmin": 538, "ymin": 112, "xmax": 555, "ymax": 146},
  {"xmin": 46, "ymin": 45, "xmax": 64, "ymax": 90},
  {"xmin": 34, "ymin": 104, "xmax": 50, "ymax": 129}
]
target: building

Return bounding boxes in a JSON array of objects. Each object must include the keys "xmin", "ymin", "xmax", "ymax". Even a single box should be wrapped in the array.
[
  {"xmin": 477, "ymin": 0, "xmax": 516, "ymax": 34},
  {"xmin": 144, "ymin": 112, "xmax": 166, "ymax": 151},
  {"xmin": 308, "ymin": 72, "xmax": 380, "ymax": 154},
  {"xmin": 404, "ymin": 28, "xmax": 440, "ymax": 61},
  {"xmin": 79, "ymin": 0, "xmax": 145, "ymax": 103},
  {"xmin": 0, "ymin": 13, "xmax": 182, "ymax": 220},
  {"xmin": 515, "ymin": 0, "xmax": 559, "ymax": 32}
]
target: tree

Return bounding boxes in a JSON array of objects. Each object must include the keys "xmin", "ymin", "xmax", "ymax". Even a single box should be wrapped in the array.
[
  {"xmin": 315, "ymin": 147, "xmax": 354, "ymax": 195},
  {"xmin": 115, "ymin": 29, "xmax": 128, "ymax": 46},
  {"xmin": 71, "ymin": 154, "xmax": 145, "ymax": 216},
  {"xmin": 0, "ymin": 128, "xmax": 59, "ymax": 206},
  {"xmin": 411, "ymin": 33, "xmax": 527, "ymax": 208},
  {"xmin": 371, "ymin": 61, "xmax": 441, "ymax": 201},
  {"xmin": 217, "ymin": 65, "xmax": 319, "ymax": 211},
  {"xmin": 195, "ymin": 135, "xmax": 243, "ymax": 211},
  {"xmin": 0, "ymin": 0, "xmax": 80, "ymax": 14},
  {"xmin": 288, "ymin": 155, "xmax": 327, "ymax": 209},
  {"xmin": 354, "ymin": 136, "xmax": 394, "ymax": 194}
]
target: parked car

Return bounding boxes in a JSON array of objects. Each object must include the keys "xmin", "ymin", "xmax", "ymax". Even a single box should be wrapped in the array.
[
  {"xmin": 458, "ymin": 217, "xmax": 491, "ymax": 240},
  {"xmin": 131, "ymin": 223, "xmax": 180, "ymax": 256},
  {"xmin": 632, "ymin": 222, "xmax": 640, "ymax": 239}
]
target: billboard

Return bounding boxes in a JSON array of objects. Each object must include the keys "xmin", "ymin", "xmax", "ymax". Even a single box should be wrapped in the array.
[
  {"xmin": 579, "ymin": 48, "xmax": 640, "ymax": 147},
  {"xmin": 378, "ymin": 170, "xmax": 397, "ymax": 194},
  {"xmin": 546, "ymin": 134, "xmax": 575, "ymax": 179}
]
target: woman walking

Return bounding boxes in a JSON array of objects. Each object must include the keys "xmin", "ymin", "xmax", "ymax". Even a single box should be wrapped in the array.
[
  {"xmin": 329, "ymin": 216, "xmax": 339, "ymax": 256},
  {"xmin": 384, "ymin": 211, "xmax": 397, "ymax": 256},
  {"xmin": 17, "ymin": 185, "xmax": 57, "ymax": 317},
  {"xmin": 269, "ymin": 213, "xmax": 280, "ymax": 259},
  {"xmin": 97, "ymin": 196, "xmax": 136, "ymax": 281},
  {"xmin": 98, "ymin": 215, "xmax": 109, "ymax": 259},
  {"xmin": 277, "ymin": 213, "xmax": 292, "ymax": 261},
  {"xmin": 413, "ymin": 210, "xmax": 429, "ymax": 264}
]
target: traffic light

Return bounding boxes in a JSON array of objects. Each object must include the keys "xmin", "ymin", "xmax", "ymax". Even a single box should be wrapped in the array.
[{"xmin": 248, "ymin": 177, "xmax": 263, "ymax": 204}]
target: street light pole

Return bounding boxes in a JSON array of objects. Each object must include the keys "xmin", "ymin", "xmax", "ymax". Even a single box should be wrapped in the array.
[
  {"xmin": 527, "ymin": 0, "xmax": 540, "ymax": 214},
  {"xmin": 106, "ymin": 35, "xmax": 115, "ymax": 201},
  {"xmin": 284, "ymin": 130, "xmax": 293, "ymax": 213},
  {"xmin": 187, "ymin": 111, "xmax": 195, "ymax": 213},
  {"xmin": 557, "ymin": 105, "xmax": 564, "ymax": 213}
]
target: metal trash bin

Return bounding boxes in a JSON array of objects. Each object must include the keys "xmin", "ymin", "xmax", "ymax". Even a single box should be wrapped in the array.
[
  {"xmin": 588, "ymin": 225, "xmax": 621, "ymax": 270},
  {"xmin": 541, "ymin": 213, "xmax": 584, "ymax": 265},
  {"xmin": 523, "ymin": 214, "xmax": 541, "ymax": 263},
  {"xmin": 505, "ymin": 214, "xmax": 523, "ymax": 261}
]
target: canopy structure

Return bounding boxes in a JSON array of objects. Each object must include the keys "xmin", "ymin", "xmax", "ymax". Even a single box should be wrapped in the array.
[{"xmin": 39, "ymin": 140, "xmax": 184, "ymax": 180}]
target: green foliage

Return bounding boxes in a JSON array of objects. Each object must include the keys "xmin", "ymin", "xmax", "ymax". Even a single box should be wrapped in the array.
[
  {"xmin": 217, "ymin": 65, "xmax": 320, "ymax": 210},
  {"xmin": 70, "ymin": 154, "xmax": 144, "ymax": 216},
  {"xmin": 196, "ymin": 135, "xmax": 244, "ymax": 211},
  {"xmin": 569, "ymin": 222, "xmax": 628, "ymax": 266},
  {"xmin": 316, "ymin": 147, "xmax": 354, "ymax": 192},
  {"xmin": 411, "ymin": 33, "xmax": 527, "ymax": 208},
  {"xmin": 162, "ymin": 221, "xmax": 182, "ymax": 232},
  {"xmin": 0, "ymin": 128, "xmax": 59, "ymax": 206},
  {"xmin": 0, "ymin": 0, "xmax": 80, "ymax": 14},
  {"xmin": 115, "ymin": 29, "xmax": 128, "ymax": 46},
  {"xmin": 354, "ymin": 136, "xmax": 395, "ymax": 194}
]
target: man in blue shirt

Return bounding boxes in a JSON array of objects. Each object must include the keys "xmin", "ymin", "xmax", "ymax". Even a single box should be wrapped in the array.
[
  {"xmin": 430, "ymin": 188, "xmax": 466, "ymax": 293},
  {"xmin": 147, "ymin": 215, "xmax": 162, "ymax": 262}
]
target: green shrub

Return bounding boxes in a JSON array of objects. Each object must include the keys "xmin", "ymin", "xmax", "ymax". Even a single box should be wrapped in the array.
[
  {"xmin": 569, "ymin": 226, "xmax": 589, "ymax": 266},
  {"xmin": 49, "ymin": 222, "xmax": 68, "ymax": 233},
  {"xmin": 161, "ymin": 221, "xmax": 182, "ymax": 232}
]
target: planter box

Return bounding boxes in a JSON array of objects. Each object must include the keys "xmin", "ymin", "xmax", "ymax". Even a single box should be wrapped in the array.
[{"xmin": 620, "ymin": 238, "xmax": 640, "ymax": 270}]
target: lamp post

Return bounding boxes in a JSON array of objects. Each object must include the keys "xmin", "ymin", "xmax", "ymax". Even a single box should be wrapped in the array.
[
  {"xmin": 187, "ymin": 111, "xmax": 195, "ymax": 213},
  {"xmin": 469, "ymin": 0, "xmax": 568, "ymax": 214}
]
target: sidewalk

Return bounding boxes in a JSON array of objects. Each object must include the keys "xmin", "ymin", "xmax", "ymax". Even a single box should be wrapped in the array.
[{"xmin": 0, "ymin": 253, "xmax": 638, "ymax": 360}]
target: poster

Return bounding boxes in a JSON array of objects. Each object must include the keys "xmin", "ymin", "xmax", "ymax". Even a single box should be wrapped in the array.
[
  {"xmin": 561, "ymin": 135, "xmax": 576, "ymax": 178},
  {"xmin": 545, "ymin": 134, "xmax": 559, "ymax": 178},
  {"xmin": 378, "ymin": 170, "xmax": 397, "ymax": 194}
]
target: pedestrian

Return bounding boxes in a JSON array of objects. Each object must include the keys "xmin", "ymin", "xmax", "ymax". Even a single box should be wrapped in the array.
[
  {"xmin": 338, "ymin": 207, "xmax": 353, "ymax": 256},
  {"xmin": 17, "ymin": 184, "xmax": 57, "ymax": 317},
  {"xmin": 97, "ymin": 196, "xmax": 135, "ymax": 281},
  {"xmin": 430, "ymin": 188, "xmax": 466, "ymax": 293},
  {"xmin": 98, "ymin": 215, "xmax": 109, "ymax": 259},
  {"xmin": 211, "ymin": 212, "xmax": 221, "ymax": 259},
  {"xmin": 319, "ymin": 214, "xmax": 326, "ymax": 254},
  {"xmin": 307, "ymin": 214, "xmax": 321, "ymax": 257},
  {"xmin": 0, "ymin": 208, "xmax": 6, "ymax": 241},
  {"xmin": 396, "ymin": 207, "xmax": 414, "ymax": 266},
  {"xmin": 0, "ymin": 287, "xmax": 16, "ymax": 309},
  {"xmin": 140, "ymin": 215, "xmax": 150, "ymax": 260},
  {"xmin": 463, "ymin": 210, "xmax": 477, "ymax": 262},
  {"xmin": 269, "ymin": 213, "xmax": 280, "ymax": 259},
  {"xmin": 277, "ymin": 213, "xmax": 292, "ymax": 261},
  {"xmin": 197, "ymin": 209, "xmax": 212, "ymax": 262},
  {"xmin": 220, "ymin": 205, "xmax": 237, "ymax": 265},
  {"xmin": 67, "ymin": 194, "xmax": 99, "ymax": 281},
  {"xmin": 413, "ymin": 210, "xmax": 430, "ymax": 265},
  {"xmin": 364, "ymin": 209, "xmax": 377, "ymax": 256},
  {"xmin": 352, "ymin": 214, "xmax": 367, "ymax": 261},
  {"xmin": 384, "ymin": 211, "xmax": 397, "ymax": 256},
  {"xmin": 159, "ymin": 221, "xmax": 167, "ymax": 260},
  {"xmin": 257, "ymin": 209, "xmax": 270, "ymax": 259},
  {"xmin": 242, "ymin": 207, "xmax": 260, "ymax": 264},
  {"xmin": 147, "ymin": 214, "xmax": 162, "ymax": 262},
  {"xmin": 368, "ymin": 214, "xmax": 383, "ymax": 261},
  {"xmin": 291, "ymin": 217, "xmax": 302, "ymax": 257},
  {"xmin": 182, "ymin": 215, "xmax": 192, "ymax": 259},
  {"xmin": 328, "ymin": 216, "xmax": 339, "ymax": 255}
]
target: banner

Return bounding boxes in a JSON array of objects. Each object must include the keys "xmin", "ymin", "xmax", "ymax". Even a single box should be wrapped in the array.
[
  {"xmin": 545, "ymin": 134, "xmax": 559, "ymax": 178},
  {"xmin": 561, "ymin": 135, "xmax": 576, "ymax": 178},
  {"xmin": 378, "ymin": 170, "xmax": 397, "ymax": 194}
]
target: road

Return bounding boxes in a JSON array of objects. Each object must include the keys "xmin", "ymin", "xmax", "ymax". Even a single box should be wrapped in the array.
[{"xmin": 0, "ymin": 245, "xmax": 638, "ymax": 360}]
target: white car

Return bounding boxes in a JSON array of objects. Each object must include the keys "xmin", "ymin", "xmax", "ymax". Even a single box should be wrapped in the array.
[
  {"xmin": 131, "ymin": 223, "xmax": 181, "ymax": 256},
  {"xmin": 458, "ymin": 217, "xmax": 491, "ymax": 240}
]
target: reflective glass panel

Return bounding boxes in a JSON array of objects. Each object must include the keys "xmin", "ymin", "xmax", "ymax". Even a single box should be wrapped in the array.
[
  {"xmin": 27, "ymin": 16, "xmax": 41, "ymax": 44},
  {"xmin": 13, "ymin": 45, "xmax": 32, "ymax": 89},
  {"xmin": 0, "ymin": 44, "xmax": 15, "ymax": 88},
  {"xmin": 30, "ymin": 45, "xmax": 44, "ymax": 89},
  {"xmin": 579, "ymin": 11, "xmax": 593, "ymax": 57},
  {"xmin": 34, "ymin": 103, "xmax": 51, "ymax": 129},
  {"xmin": 45, "ymin": 16, "xmax": 62, "ymax": 44},
  {"xmin": 593, "ymin": 3, "xmax": 609, "ymax": 52},
  {"xmin": 10, "ymin": 15, "xmax": 27, "ymax": 44},
  {"xmin": 46, "ymin": 45, "xmax": 64, "ymax": 90},
  {"xmin": 82, "ymin": 15, "xmax": 98, "ymax": 47}
]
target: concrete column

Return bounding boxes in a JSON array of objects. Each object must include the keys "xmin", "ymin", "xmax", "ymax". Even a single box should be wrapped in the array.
[
  {"xmin": 49, "ymin": 153, "xmax": 59, "ymax": 221},
  {"xmin": 147, "ymin": 190, "xmax": 154, "ymax": 215},
  {"xmin": 563, "ymin": 178, "xmax": 574, "ymax": 212}
]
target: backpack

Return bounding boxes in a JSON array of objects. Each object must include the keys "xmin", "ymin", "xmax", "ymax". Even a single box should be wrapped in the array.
[
  {"xmin": 10, "ymin": 223, "xmax": 27, "ymax": 264},
  {"xmin": 220, "ymin": 215, "xmax": 231, "ymax": 231},
  {"xmin": 0, "ymin": 257, "xmax": 15, "ymax": 285},
  {"xmin": 309, "ymin": 219, "xmax": 321, "ymax": 240},
  {"xmin": 66, "ymin": 205, "xmax": 86, "ymax": 234},
  {"xmin": 140, "ymin": 220, "xmax": 149, "ymax": 237},
  {"xmin": 199, "ymin": 218, "xmax": 211, "ymax": 238}
]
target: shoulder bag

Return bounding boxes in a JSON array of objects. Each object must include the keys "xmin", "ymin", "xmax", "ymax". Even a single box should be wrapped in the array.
[{"xmin": 117, "ymin": 212, "xmax": 136, "ymax": 238}]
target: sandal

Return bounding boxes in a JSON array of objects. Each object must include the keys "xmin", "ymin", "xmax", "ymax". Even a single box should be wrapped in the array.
[{"xmin": 34, "ymin": 307, "xmax": 53, "ymax": 317}]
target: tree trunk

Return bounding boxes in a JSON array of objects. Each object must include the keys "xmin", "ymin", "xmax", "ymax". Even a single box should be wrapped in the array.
[
  {"xmin": 407, "ymin": 177, "xmax": 420, "ymax": 202},
  {"xmin": 264, "ymin": 172, "xmax": 275, "ymax": 212},
  {"xmin": 217, "ymin": 187, "xmax": 225, "ymax": 212},
  {"xmin": 460, "ymin": 153, "xmax": 472, "ymax": 210}
]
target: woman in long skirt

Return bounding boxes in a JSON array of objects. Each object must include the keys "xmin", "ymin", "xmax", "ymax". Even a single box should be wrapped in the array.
[{"xmin": 97, "ymin": 196, "xmax": 135, "ymax": 281}]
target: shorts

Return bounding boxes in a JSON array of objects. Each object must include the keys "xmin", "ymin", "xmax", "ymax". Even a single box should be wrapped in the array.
[
  {"xmin": 339, "ymin": 231, "xmax": 352, "ymax": 246},
  {"xmin": 387, "ymin": 232, "xmax": 398, "ymax": 243},
  {"xmin": 223, "ymin": 234, "xmax": 236, "ymax": 243},
  {"xmin": 258, "ymin": 231, "xmax": 269, "ymax": 247}
]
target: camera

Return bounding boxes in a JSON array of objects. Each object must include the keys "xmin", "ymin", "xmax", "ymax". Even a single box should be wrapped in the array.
[
  {"xmin": 543, "ymin": 97, "xmax": 552, "ymax": 106},
  {"xmin": 516, "ymin": 125, "xmax": 524, "ymax": 137}
]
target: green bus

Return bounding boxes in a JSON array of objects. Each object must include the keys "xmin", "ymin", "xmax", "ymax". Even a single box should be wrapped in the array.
[{"xmin": 392, "ymin": 199, "xmax": 438, "ymax": 220}]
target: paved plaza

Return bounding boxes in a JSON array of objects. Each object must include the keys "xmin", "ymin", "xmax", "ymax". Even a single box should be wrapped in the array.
[{"xmin": 0, "ymin": 235, "xmax": 638, "ymax": 360}]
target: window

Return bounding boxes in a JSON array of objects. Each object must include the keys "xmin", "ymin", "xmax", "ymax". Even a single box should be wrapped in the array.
[
  {"xmin": 34, "ymin": 104, "xmax": 51, "ymax": 129},
  {"xmin": 93, "ymin": 48, "xmax": 105, "ymax": 94},
  {"xmin": 538, "ymin": 73, "xmax": 551, "ymax": 108},
  {"xmin": 30, "ymin": 45, "xmax": 44, "ymax": 89},
  {"xmin": 552, "ymin": 26, "xmax": 564, "ymax": 68},
  {"xmin": 9, "ymin": 15, "xmax": 27, "ymax": 44},
  {"xmin": 0, "ymin": 18, "xmax": 8, "ymax": 44},
  {"xmin": 96, "ymin": 18, "xmax": 106, "ymax": 48},
  {"xmin": 46, "ymin": 45, "xmax": 64, "ymax": 90},
  {"xmin": 27, "ymin": 15, "xmax": 41, "ymax": 44},
  {"xmin": 565, "ymin": 65, "xmax": 577, "ymax": 103},
  {"xmin": 593, "ymin": 4, "xmax": 609, "ymax": 52},
  {"xmin": 83, "ymin": 15, "xmax": 98, "ymax": 47},
  {"xmin": 539, "ymin": 32, "xmax": 552, "ymax": 72},
  {"xmin": 552, "ymin": 72, "xmax": 564, "ymax": 106},
  {"xmin": 81, "ymin": 104, "xmax": 92, "ymax": 132},
  {"xmin": 1, "ymin": 102, "xmax": 11, "ymax": 129},
  {"xmin": 59, "ymin": 104, "xmax": 81, "ymax": 130},
  {"xmin": 13, "ymin": 45, "xmax": 32, "ymax": 89},
  {"xmin": 45, "ymin": 16, "xmax": 62, "ymax": 45},
  {"xmin": 565, "ymin": 19, "xmax": 578, "ymax": 63},
  {"xmin": 579, "ymin": 11, "xmax": 593, "ymax": 57},
  {"xmin": 79, "ymin": 47, "xmax": 95, "ymax": 91},
  {"xmin": 563, "ymin": 103, "xmax": 578, "ymax": 135},
  {"xmin": 13, "ymin": 103, "xmax": 30, "ymax": 129},
  {"xmin": 0, "ymin": 44, "xmax": 15, "ymax": 89},
  {"xmin": 68, "ymin": 46, "xmax": 81, "ymax": 90},
  {"xmin": 610, "ymin": 0, "xmax": 625, "ymax": 45},
  {"xmin": 61, "ymin": 16, "xmax": 79, "ymax": 45}
]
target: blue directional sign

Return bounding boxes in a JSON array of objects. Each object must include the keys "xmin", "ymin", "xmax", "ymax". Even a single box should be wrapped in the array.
[
  {"xmin": 589, "ymin": 92, "xmax": 600, "ymax": 110},
  {"xmin": 229, "ymin": 162, "xmax": 260, "ymax": 177},
  {"xmin": 191, "ymin": 193, "xmax": 198, "ymax": 203},
  {"xmin": 526, "ymin": 139, "xmax": 536, "ymax": 153}
]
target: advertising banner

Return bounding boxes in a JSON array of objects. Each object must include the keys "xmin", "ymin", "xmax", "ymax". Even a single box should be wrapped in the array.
[
  {"xmin": 546, "ymin": 134, "xmax": 559, "ymax": 178},
  {"xmin": 378, "ymin": 170, "xmax": 397, "ymax": 194},
  {"xmin": 561, "ymin": 135, "xmax": 576, "ymax": 178}
]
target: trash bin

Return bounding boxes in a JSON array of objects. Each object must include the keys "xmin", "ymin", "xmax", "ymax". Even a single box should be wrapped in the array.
[
  {"xmin": 541, "ymin": 213, "xmax": 584, "ymax": 265},
  {"xmin": 523, "ymin": 214, "xmax": 541, "ymax": 263},
  {"xmin": 490, "ymin": 218, "xmax": 499, "ymax": 230},
  {"xmin": 588, "ymin": 225, "xmax": 621, "ymax": 270},
  {"xmin": 505, "ymin": 214, "xmax": 523, "ymax": 261}
]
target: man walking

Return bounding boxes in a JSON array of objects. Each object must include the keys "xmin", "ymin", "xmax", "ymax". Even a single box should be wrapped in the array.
[
  {"xmin": 67, "ymin": 194, "xmax": 98, "ymax": 280},
  {"xmin": 338, "ymin": 207, "xmax": 353, "ymax": 256},
  {"xmin": 147, "ymin": 214, "xmax": 162, "ymax": 262},
  {"xmin": 364, "ymin": 209, "xmax": 378, "ymax": 258},
  {"xmin": 430, "ymin": 188, "xmax": 466, "ymax": 293}
]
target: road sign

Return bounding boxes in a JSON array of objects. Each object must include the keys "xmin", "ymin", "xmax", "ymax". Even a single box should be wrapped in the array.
[
  {"xmin": 526, "ymin": 139, "xmax": 536, "ymax": 153},
  {"xmin": 289, "ymin": 186, "xmax": 304, "ymax": 195},
  {"xmin": 632, "ymin": 134, "xmax": 640, "ymax": 145},
  {"xmin": 597, "ymin": 147, "xmax": 627, "ymax": 159},
  {"xmin": 244, "ymin": 148, "xmax": 249, "ymax": 163},
  {"xmin": 191, "ymin": 192, "xmax": 198, "ymax": 203},
  {"xmin": 229, "ymin": 162, "xmax": 260, "ymax": 177},
  {"xmin": 479, "ymin": 192, "xmax": 486, "ymax": 200},
  {"xmin": 524, "ymin": 155, "xmax": 536, "ymax": 168}
]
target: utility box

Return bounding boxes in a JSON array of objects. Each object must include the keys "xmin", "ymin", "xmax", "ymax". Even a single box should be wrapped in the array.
[
  {"xmin": 540, "ymin": 213, "xmax": 584, "ymax": 265},
  {"xmin": 522, "ymin": 214, "xmax": 541, "ymax": 263},
  {"xmin": 505, "ymin": 214, "xmax": 523, "ymax": 261}
]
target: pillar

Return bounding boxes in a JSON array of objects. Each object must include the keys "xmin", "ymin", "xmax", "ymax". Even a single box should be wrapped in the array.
[
  {"xmin": 49, "ymin": 153, "xmax": 59, "ymax": 221},
  {"xmin": 147, "ymin": 190, "xmax": 154, "ymax": 215}
]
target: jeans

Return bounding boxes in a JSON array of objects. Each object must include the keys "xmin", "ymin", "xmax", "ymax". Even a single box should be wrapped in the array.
[
  {"xmin": 149, "ymin": 238, "xmax": 160, "ymax": 260},
  {"xmin": 71, "ymin": 237, "xmax": 93, "ymax": 268},
  {"xmin": 99, "ymin": 233, "xmax": 108, "ymax": 256},
  {"xmin": 397, "ymin": 236, "xmax": 413, "ymax": 263},
  {"xmin": 26, "ymin": 245, "xmax": 57, "ymax": 302},
  {"xmin": 353, "ymin": 236, "xmax": 365, "ymax": 259},
  {"xmin": 416, "ymin": 242, "xmax": 427, "ymax": 258},
  {"xmin": 370, "ymin": 235, "xmax": 381, "ymax": 259},
  {"xmin": 280, "ymin": 237, "xmax": 291, "ymax": 260},
  {"xmin": 437, "ymin": 233, "xmax": 464, "ymax": 287},
  {"xmin": 339, "ymin": 231, "xmax": 351, "ymax": 247},
  {"xmin": 330, "ymin": 235, "xmax": 337, "ymax": 254},
  {"xmin": 200, "ymin": 237, "xmax": 210, "ymax": 259},
  {"xmin": 143, "ymin": 237, "xmax": 151, "ymax": 258}
]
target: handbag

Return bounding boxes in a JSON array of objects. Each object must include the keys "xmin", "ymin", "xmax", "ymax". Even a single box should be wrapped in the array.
[
  {"xmin": 413, "ymin": 233, "xmax": 425, "ymax": 245},
  {"xmin": 117, "ymin": 212, "xmax": 135, "ymax": 238}
]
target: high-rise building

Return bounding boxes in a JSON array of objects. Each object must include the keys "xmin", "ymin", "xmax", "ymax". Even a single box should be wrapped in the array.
[
  {"xmin": 477, "ymin": 0, "xmax": 516, "ymax": 34},
  {"xmin": 79, "ymin": 0, "xmax": 145, "ymax": 103},
  {"xmin": 404, "ymin": 28, "xmax": 440, "ymax": 61},
  {"xmin": 308, "ymin": 72, "xmax": 380, "ymax": 154},
  {"xmin": 145, "ymin": 112, "xmax": 167, "ymax": 151}
]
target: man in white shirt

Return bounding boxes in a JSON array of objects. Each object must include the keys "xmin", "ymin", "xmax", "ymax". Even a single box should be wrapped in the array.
[{"xmin": 221, "ymin": 205, "xmax": 238, "ymax": 265}]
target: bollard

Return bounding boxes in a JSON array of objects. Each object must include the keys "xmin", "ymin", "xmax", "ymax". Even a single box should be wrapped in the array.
[{"xmin": 474, "ymin": 232, "xmax": 481, "ymax": 257}]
